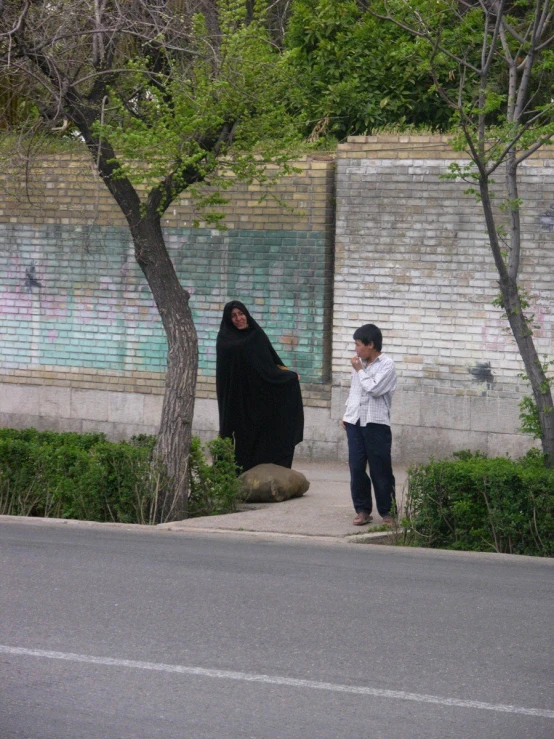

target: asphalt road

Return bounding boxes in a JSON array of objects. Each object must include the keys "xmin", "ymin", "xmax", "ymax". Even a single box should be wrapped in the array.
[{"xmin": 1, "ymin": 521, "xmax": 553, "ymax": 739}]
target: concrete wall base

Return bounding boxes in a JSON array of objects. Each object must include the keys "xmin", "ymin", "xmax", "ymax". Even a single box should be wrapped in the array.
[{"xmin": 0, "ymin": 382, "xmax": 537, "ymax": 464}]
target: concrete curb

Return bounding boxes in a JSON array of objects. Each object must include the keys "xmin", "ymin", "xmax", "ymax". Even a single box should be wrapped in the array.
[
  {"xmin": 2, "ymin": 514, "xmax": 553, "ymax": 564},
  {"xmin": 0, "ymin": 513, "xmax": 390, "ymax": 544}
]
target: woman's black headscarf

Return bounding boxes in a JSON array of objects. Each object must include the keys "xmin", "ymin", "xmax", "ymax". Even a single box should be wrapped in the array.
[{"xmin": 216, "ymin": 301, "xmax": 304, "ymax": 473}]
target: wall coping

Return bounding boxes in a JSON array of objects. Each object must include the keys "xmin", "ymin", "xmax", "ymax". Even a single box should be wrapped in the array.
[{"xmin": 339, "ymin": 135, "xmax": 554, "ymax": 163}]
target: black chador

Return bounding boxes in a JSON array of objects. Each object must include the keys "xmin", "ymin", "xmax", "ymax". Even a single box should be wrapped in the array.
[{"xmin": 216, "ymin": 301, "xmax": 304, "ymax": 473}]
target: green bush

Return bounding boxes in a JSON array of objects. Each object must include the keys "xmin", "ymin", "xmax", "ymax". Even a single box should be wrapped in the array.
[
  {"xmin": 0, "ymin": 429, "xmax": 156, "ymax": 523},
  {"xmin": 404, "ymin": 450, "xmax": 554, "ymax": 557},
  {"xmin": 188, "ymin": 436, "xmax": 245, "ymax": 517},
  {"xmin": 284, "ymin": 0, "xmax": 454, "ymax": 140},
  {"xmin": 0, "ymin": 429, "xmax": 243, "ymax": 524}
]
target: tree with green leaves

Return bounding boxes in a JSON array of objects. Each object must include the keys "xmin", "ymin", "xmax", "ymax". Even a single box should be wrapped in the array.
[
  {"xmin": 284, "ymin": 0, "xmax": 453, "ymax": 140},
  {"xmin": 0, "ymin": 0, "xmax": 300, "ymax": 519},
  {"xmin": 372, "ymin": 0, "xmax": 554, "ymax": 465}
]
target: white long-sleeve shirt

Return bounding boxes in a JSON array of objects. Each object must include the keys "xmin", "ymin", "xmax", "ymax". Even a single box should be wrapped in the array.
[{"xmin": 343, "ymin": 354, "xmax": 397, "ymax": 426}]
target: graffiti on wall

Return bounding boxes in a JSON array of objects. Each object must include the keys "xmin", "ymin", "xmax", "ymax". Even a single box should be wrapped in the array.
[{"xmin": 0, "ymin": 223, "xmax": 329, "ymax": 383}]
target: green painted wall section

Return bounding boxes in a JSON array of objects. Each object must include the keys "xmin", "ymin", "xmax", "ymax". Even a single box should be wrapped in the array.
[{"xmin": 0, "ymin": 224, "xmax": 330, "ymax": 383}]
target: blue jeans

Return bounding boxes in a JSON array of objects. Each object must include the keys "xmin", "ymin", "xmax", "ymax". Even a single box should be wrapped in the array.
[{"xmin": 345, "ymin": 421, "xmax": 395, "ymax": 517}]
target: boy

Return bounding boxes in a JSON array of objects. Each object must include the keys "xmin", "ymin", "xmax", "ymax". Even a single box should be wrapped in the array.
[{"xmin": 341, "ymin": 324, "xmax": 397, "ymax": 525}]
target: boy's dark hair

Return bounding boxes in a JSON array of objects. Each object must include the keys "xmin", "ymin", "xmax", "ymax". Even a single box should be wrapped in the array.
[{"xmin": 353, "ymin": 324, "xmax": 382, "ymax": 351}]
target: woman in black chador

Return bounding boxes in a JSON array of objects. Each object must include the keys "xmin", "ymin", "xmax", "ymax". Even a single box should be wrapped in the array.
[{"xmin": 216, "ymin": 301, "xmax": 304, "ymax": 473}]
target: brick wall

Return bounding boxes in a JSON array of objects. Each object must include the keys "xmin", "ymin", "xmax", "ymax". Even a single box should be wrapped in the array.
[
  {"xmin": 0, "ymin": 152, "xmax": 335, "ymax": 444},
  {"xmin": 1, "ymin": 137, "xmax": 552, "ymax": 462},
  {"xmin": 331, "ymin": 136, "xmax": 554, "ymax": 461}
]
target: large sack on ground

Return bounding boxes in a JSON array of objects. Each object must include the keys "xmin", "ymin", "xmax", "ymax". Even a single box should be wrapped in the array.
[{"xmin": 238, "ymin": 464, "xmax": 310, "ymax": 503}]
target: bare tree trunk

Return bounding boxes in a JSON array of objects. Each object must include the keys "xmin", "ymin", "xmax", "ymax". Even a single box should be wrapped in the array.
[
  {"xmin": 76, "ymin": 127, "xmax": 198, "ymax": 521},
  {"xmin": 479, "ymin": 177, "xmax": 554, "ymax": 466},
  {"xmin": 499, "ymin": 276, "xmax": 554, "ymax": 466},
  {"xmin": 129, "ymin": 215, "xmax": 198, "ymax": 520}
]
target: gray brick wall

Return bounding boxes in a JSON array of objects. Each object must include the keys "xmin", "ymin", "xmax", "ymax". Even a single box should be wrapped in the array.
[
  {"xmin": 1, "ymin": 138, "xmax": 552, "ymax": 462},
  {"xmin": 332, "ymin": 136, "xmax": 554, "ymax": 461}
]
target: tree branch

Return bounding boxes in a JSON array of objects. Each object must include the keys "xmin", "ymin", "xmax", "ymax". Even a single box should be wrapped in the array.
[
  {"xmin": 485, "ymin": 108, "xmax": 554, "ymax": 175},
  {"xmin": 0, "ymin": 0, "xmax": 30, "ymax": 40},
  {"xmin": 513, "ymin": 135, "xmax": 554, "ymax": 167},
  {"xmin": 481, "ymin": 0, "xmax": 506, "ymax": 75}
]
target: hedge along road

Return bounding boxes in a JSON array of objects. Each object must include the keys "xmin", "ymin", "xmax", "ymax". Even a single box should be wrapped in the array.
[{"xmin": 1, "ymin": 521, "xmax": 553, "ymax": 739}]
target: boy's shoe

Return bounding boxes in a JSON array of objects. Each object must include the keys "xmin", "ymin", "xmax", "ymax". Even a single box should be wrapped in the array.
[{"xmin": 353, "ymin": 512, "xmax": 373, "ymax": 526}]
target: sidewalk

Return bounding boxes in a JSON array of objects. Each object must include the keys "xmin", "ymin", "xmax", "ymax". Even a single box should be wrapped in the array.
[{"xmin": 161, "ymin": 462, "xmax": 409, "ymax": 539}]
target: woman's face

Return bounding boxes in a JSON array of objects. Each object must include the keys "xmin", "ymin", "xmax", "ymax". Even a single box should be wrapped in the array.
[{"xmin": 230, "ymin": 307, "xmax": 248, "ymax": 330}]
